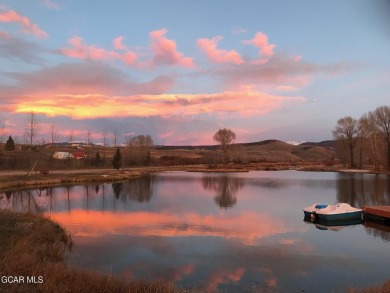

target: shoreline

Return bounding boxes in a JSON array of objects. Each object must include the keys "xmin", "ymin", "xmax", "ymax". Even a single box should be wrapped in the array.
[
  {"xmin": 0, "ymin": 164, "xmax": 388, "ymax": 191},
  {"xmin": 0, "ymin": 210, "xmax": 185, "ymax": 293}
]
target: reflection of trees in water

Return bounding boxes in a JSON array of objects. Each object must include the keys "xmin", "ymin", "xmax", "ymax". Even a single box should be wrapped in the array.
[
  {"xmin": 0, "ymin": 176, "xmax": 154, "ymax": 213},
  {"xmin": 336, "ymin": 174, "xmax": 390, "ymax": 207},
  {"xmin": 202, "ymin": 176, "xmax": 245, "ymax": 209},
  {"xmin": 112, "ymin": 182, "xmax": 123, "ymax": 199},
  {"xmin": 364, "ymin": 225, "xmax": 390, "ymax": 242},
  {"xmin": 0, "ymin": 188, "xmax": 52, "ymax": 214},
  {"xmin": 111, "ymin": 175, "xmax": 153, "ymax": 203}
]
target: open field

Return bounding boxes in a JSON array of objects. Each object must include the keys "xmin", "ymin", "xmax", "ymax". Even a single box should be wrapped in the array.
[{"xmin": 0, "ymin": 139, "xmax": 338, "ymax": 170}]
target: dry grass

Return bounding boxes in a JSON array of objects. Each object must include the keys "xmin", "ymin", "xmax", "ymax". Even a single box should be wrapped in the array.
[
  {"xmin": 0, "ymin": 210, "xmax": 185, "ymax": 293},
  {"xmin": 0, "ymin": 171, "xmax": 144, "ymax": 191},
  {"xmin": 347, "ymin": 280, "xmax": 390, "ymax": 293}
]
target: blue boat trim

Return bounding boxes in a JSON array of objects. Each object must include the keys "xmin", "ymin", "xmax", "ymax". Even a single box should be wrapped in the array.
[{"xmin": 315, "ymin": 204, "xmax": 328, "ymax": 209}]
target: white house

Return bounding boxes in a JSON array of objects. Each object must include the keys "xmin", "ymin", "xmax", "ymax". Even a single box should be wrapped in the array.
[{"xmin": 52, "ymin": 152, "xmax": 74, "ymax": 160}]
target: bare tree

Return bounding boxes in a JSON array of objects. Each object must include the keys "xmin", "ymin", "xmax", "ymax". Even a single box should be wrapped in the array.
[
  {"xmin": 68, "ymin": 130, "xmax": 74, "ymax": 143},
  {"xmin": 86, "ymin": 129, "xmax": 92, "ymax": 145},
  {"xmin": 24, "ymin": 111, "xmax": 40, "ymax": 145},
  {"xmin": 111, "ymin": 128, "xmax": 119, "ymax": 147},
  {"xmin": 332, "ymin": 116, "xmax": 358, "ymax": 168},
  {"xmin": 360, "ymin": 112, "xmax": 380, "ymax": 170},
  {"xmin": 0, "ymin": 116, "xmax": 6, "ymax": 144},
  {"xmin": 374, "ymin": 105, "xmax": 390, "ymax": 170},
  {"xmin": 213, "ymin": 128, "xmax": 236, "ymax": 164},
  {"xmin": 49, "ymin": 124, "xmax": 59, "ymax": 144},
  {"xmin": 128, "ymin": 134, "xmax": 154, "ymax": 148},
  {"xmin": 127, "ymin": 134, "xmax": 154, "ymax": 165},
  {"xmin": 102, "ymin": 129, "xmax": 108, "ymax": 147}
]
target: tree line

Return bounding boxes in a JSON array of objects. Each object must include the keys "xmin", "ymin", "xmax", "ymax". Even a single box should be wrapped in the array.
[
  {"xmin": 0, "ymin": 111, "xmax": 144, "ymax": 147},
  {"xmin": 333, "ymin": 105, "xmax": 390, "ymax": 170}
]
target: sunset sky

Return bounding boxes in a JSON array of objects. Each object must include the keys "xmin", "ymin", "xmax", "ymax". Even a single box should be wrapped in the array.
[{"xmin": 0, "ymin": 0, "xmax": 389, "ymax": 145}]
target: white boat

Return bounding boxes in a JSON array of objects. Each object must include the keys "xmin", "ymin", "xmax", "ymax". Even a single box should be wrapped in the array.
[{"xmin": 303, "ymin": 203, "xmax": 363, "ymax": 221}]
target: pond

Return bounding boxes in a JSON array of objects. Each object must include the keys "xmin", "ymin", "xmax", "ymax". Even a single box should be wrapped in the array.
[{"xmin": 1, "ymin": 171, "xmax": 390, "ymax": 292}]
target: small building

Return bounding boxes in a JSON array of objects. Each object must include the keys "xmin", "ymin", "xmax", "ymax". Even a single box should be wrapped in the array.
[
  {"xmin": 52, "ymin": 152, "xmax": 74, "ymax": 160},
  {"xmin": 72, "ymin": 152, "xmax": 87, "ymax": 160}
]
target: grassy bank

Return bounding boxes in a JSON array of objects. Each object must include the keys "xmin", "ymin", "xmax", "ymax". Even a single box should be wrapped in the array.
[
  {"xmin": 348, "ymin": 281, "xmax": 390, "ymax": 293},
  {"xmin": 0, "ymin": 210, "xmax": 185, "ymax": 293},
  {"xmin": 0, "ymin": 170, "xmax": 144, "ymax": 191}
]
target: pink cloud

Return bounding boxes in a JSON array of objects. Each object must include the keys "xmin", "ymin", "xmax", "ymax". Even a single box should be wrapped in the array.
[
  {"xmin": 243, "ymin": 32, "xmax": 275, "ymax": 63},
  {"xmin": 0, "ymin": 31, "xmax": 10, "ymax": 39},
  {"xmin": 59, "ymin": 36, "xmax": 137, "ymax": 66},
  {"xmin": 60, "ymin": 36, "xmax": 121, "ymax": 60},
  {"xmin": 113, "ymin": 36, "xmax": 127, "ymax": 50},
  {"xmin": 292, "ymin": 54, "xmax": 302, "ymax": 62},
  {"xmin": 211, "ymin": 53, "xmax": 352, "ymax": 91},
  {"xmin": 0, "ymin": 10, "xmax": 48, "ymax": 38},
  {"xmin": 147, "ymin": 28, "xmax": 195, "ymax": 68},
  {"xmin": 197, "ymin": 36, "xmax": 243, "ymax": 64},
  {"xmin": 113, "ymin": 37, "xmax": 137, "ymax": 65}
]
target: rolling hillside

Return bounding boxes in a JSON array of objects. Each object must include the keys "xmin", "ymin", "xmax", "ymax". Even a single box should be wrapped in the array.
[{"xmin": 155, "ymin": 139, "xmax": 336, "ymax": 163}]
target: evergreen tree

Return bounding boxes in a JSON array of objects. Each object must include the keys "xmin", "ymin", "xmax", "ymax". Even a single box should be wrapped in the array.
[
  {"xmin": 95, "ymin": 151, "xmax": 101, "ymax": 166},
  {"xmin": 5, "ymin": 135, "xmax": 15, "ymax": 151},
  {"xmin": 112, "ymin": 148, "xmax": 122, "ymax": 169}
]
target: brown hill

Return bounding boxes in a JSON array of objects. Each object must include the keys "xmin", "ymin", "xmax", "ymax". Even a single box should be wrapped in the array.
[
  {"xmin": 243, "ymin": 140, "xmax": 335, "ymax": 162},
  {"xmin": 154, "ymin": 140, "xmax": 336, "ymax": 163}
]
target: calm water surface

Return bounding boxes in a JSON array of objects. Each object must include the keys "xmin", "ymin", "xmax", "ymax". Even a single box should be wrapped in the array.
[{"xmin": 1, "ymin": 171, "xmax": 390, "ymax": 292}]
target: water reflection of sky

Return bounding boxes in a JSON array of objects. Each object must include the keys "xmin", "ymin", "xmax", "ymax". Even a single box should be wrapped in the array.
[{"xmin": 1, "ymin": 171, "xmax": 390, "ymax": 292}]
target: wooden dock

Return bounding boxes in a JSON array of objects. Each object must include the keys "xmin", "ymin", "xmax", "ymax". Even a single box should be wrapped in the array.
[{"xmin": 364, "ymin": 206, "xmax": 390, "ymax": 225}]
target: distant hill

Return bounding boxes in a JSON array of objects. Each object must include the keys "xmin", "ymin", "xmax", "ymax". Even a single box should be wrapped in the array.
[
  {"xmin": 300, "ymin": 140, "xmax": 335, "ymax": 150},
  {"xmin": 156, "ymin": 139, "xmax": 336, "ymax": 162},
  {"xmin": 242, "ymin": 140, "xmax": 335, "ymax": 162}
]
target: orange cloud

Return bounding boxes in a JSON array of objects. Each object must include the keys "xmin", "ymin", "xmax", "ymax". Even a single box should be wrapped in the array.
[
  {"xmin": 0, "ymin": 10, "xmax": 48, "ymax": 38},
  {"xmin": 264, "ymin": 277, "xmax": 277, "ymax": 287},
  {"xmin": 206, "ymin": 268, "xmax": 246, "ymax": 292},
  {"xmin": 59, "ymin": 36, "xmax": 137, "ymax": 66},
  {"xmin": 146, "ymin": 28, "xmax": 195, "ymax": 68},
  {"xmin": 48, "ymin": 210, "xmax": 290, "ymax": 244},
  {"xmin": 13, "ymin": 87, "xmax": 305, "ymax": 119},
  {"xmin": 243, "ymin": 32, "xmax": 275, "ymax": 63},
  {"xmin": 275, "ymin": 85, "xmax": 299, "ymax": 92},
  {"xmin": 197, "ymin": 36, "xmax": 243, "ymax": 64}
]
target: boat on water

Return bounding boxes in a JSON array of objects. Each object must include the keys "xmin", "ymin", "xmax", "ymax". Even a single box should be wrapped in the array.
[
  {"xmin": 303, "ymin": 203, "xmax": 363, "ymax": 221},
  {"xmin": 303, "ymin": 217, "xmax": 363, "ymax": 231}
]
